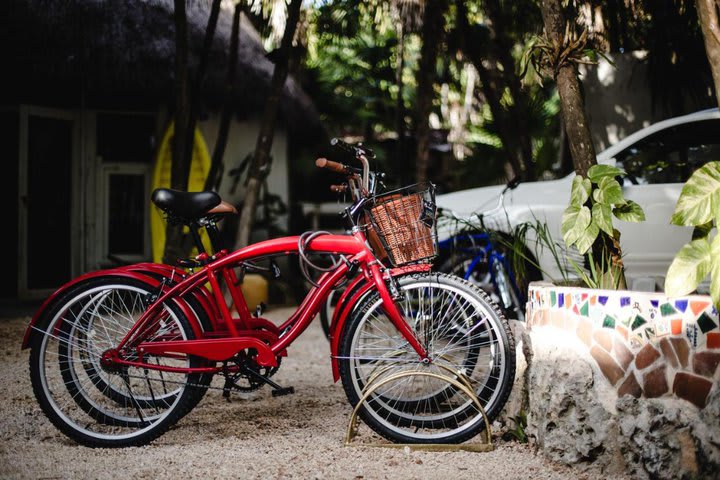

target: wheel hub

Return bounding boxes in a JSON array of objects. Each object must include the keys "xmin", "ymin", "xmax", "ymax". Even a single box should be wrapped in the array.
[{"xmin": 99, "ymin": 348, "xmax": 124, "ymax": 373}]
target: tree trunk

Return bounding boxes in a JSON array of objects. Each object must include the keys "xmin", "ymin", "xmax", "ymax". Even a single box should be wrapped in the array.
[
  {"xmin": 234, "ymin": 0, "xmax": 302, "ymax": 248},
  {"xmin": 539, "ymin": 0, "xmax": 625, "ymax": 288},
  {"xmin": 540, "ymin": 0, "xmax": 597, "ymax": 177},
  {"xmin": 163, "ymin": 0, "xmax": 222, "ymax": 264},
  {"xmin": 415, "ymin": 0, "xmax": 448, "ymax": 184},
  {"xmin": 483, "ymin": 0, "xmax": 535, "ymax": 180},
  {"xmin": 475, "ymin": 60, "xmax": 524, "ymax": 179},
  {"xmin": 395, "ymin": 25, "xmax": 405, "ymax": 165},
  {"xmin": 171, "ymin": 0, "xmax": 192, "ymax": 192},
  {"xmin": 164, "ymin": 0, "xmax": 193, "ymax": 265},
  {"xmin": 455, "ymin": 0, "xmax": 527, "ymax": 181},
  {"xmin": 697, "ymin": 0, "xmax": 720, "ymax": 107},
  {"xmin": 185, "ymin": 0, "xmax": 222, "ymax": 180},
  {"xmin": 205, "ymin": 2, "xmax": 243, "ymax": 192}
]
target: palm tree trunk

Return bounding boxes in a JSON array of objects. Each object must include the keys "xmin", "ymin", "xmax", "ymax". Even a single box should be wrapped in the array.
[
  {"xmin": 475, "ymin": 60, "xmax": 524, "ymax": 179},
  {"xmin": 164, "ymin": 0, "xmax": 223, "ymax": 264},
  {"xmin": 164, "ymin": 0, "xmax": 193, "ymax": 264},
  {"xmin": 539, "ymin": 0, "xmax": 597, "ymax": 177},
  {"xmin": 395, "ymin": 25, "xmax": 406, "ymax": 165},
  {"xmin": 205, "ymin": 2, "xmax": 243, "ymax": 192},
  {"xmin": 171, "ymin": 0, "xmax": 192, "ymax": 192},
  {"xmin": 415, "ymin": 0, "xmax": 448, "ymax": 184},
  {"xmin": 483, "ymin": 0, "xmax": 535, "ymax": 180},
  {"xmin": 539, "ymin": 0, "xmax": 625, "ymax": 287},
  {"xmin": 235, "ymin": 0, "xmax": 303, "ymax": 248},
  {"xmin": 697, "ymin": 0, "xmax": 720, "ymax": 107}
]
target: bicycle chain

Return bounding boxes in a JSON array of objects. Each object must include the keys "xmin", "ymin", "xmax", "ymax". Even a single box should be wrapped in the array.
[
  {"xmin": 119, "ymin": 357, "xmax": 282, "ymax": 396},
  {"xmin": 120, "ymin": 372, "xmax": 257, "ymax": 395}
]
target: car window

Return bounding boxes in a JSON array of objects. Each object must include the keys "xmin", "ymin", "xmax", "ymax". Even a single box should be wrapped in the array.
[{"xmin": 615, "ymin": 118, "xmax": 720, "ymax": 185}]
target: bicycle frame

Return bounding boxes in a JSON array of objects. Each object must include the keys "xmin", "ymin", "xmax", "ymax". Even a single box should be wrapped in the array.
[{"xmin": 26, "ymin": 230, "xmax": 432, "ymax": 380}]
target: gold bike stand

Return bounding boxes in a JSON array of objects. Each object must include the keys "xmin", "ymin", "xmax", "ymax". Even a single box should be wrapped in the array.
[{"xmin": 344, "ymin": 368, "xmax": 494, "ymax": 452}]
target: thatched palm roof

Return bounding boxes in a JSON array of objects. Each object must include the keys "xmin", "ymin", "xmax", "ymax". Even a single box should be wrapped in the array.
[{"xmin": 1, "ymin": 0, "xmax": 324, "ymax": 142}]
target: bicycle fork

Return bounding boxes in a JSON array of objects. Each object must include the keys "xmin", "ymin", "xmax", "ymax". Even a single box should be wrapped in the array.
[{"xmin": 365, "ymin": 262, "xmax": 430, "ymax": 363}]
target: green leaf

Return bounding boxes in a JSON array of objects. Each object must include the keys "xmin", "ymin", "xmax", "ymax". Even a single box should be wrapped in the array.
[
  {"xmin": 593, "ymin": 176, "xmax": 625, "ymax": 205},
  {"xmin": 569, "ymin": 176, "xmax": 592, "ymax": 207},
  {"xmin": 613, "ymin": 200, "xmax": 646, "ymax": 222},
  {"xmin": 587, "ymin": 164, "xmax": 625, "ymax": 183},
  {"xmin": 592, "ymin": 203, "xmax": 613, "ymax": 235},
  {"xmin": 574, "ymin": 220, "xmax": 600, "ymax": 254},
  {"xmin": 562, "ymin": 205, "xmax": 591, "ymax": 247},
  {"xmin": 711, "ymin": 235, "xmax": 720, "ymax": 310},
  {"xmin": 671, "ymin": 162, "xmax": 720, "ymax": 227},
  {"xmin": 665, "ymin": 238, "xmax": 712, "ymax": 297}
]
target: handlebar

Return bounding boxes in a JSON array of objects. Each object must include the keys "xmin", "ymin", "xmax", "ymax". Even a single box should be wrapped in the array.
[
  {"xmin": 330, "ymin": 137, "xmax": 375, "ymax": 160},
  {"xmin": 318, "ymin": 138, "xmax": 372, "ymax": 195},
  {"xmin": 315, "ymin": 158, "xmax": 350, "ymax": 174}
]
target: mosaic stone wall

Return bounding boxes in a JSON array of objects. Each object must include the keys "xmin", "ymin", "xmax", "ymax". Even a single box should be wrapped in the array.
[{"xmin": 526, "ymin": 283, "xmax": 720, "ymax": 409}]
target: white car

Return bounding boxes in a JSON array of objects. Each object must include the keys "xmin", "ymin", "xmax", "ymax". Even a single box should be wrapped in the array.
[{"xmin": 435, "ymin": 108, "xmax": 720, "ymax": 291}]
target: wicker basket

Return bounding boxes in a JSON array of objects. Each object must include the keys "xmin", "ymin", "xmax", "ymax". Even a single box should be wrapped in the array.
[{"xmin": 365, "ymin": 183, "xmax": 437, "ymax": 267}]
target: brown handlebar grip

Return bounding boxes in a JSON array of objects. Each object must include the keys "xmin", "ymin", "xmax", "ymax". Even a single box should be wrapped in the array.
[
  {"xmin": 315, "ymin": 157, "xmax": 347, "ymax": 174},
  {"xmin": 330, "ymin": 184, "xmax": 348, "ymax": 193}
]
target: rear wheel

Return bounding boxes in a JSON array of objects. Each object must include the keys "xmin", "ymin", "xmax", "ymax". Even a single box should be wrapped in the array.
[
  {"xmin": 29, "ymin": 276, "xmax": 210, "ymax": 447},
  {"xmin": 338, "ymin": 273, "xmax": 515, "ymax": 444}
]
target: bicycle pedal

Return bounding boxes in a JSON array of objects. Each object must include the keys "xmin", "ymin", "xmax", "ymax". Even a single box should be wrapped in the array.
[{"xmin": 271, "ymin": 386, "xmax": 295, "ymax": 397}]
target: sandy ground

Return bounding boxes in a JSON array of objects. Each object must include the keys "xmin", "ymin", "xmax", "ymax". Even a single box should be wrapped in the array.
[{"xmin": 0, "ymin": 307, "xmax": 611, "ymax": 479}]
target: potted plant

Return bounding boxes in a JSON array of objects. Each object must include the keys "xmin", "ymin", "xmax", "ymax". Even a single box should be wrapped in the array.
[{"xmin": 665, "ymin": 161, "xmax": 720, "ymax": 307}]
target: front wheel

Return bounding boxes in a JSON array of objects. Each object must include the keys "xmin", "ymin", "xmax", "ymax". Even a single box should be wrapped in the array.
[{"xmin": 338, "ymin": 272, "xmax": 515, "ymax": 444}]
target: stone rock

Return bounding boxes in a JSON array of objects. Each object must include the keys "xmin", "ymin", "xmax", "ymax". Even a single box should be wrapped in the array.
[
  {"xmin": 498, "ymin": 320, "xmax": 527, "ymax": 424},
  {"xmin": 524, "ymin": 328, "xmax": 618, "ymax": 471},
  {"xmin": 615, "ymin": 396, "xmax": 715, "ymax": 479},
  {"xmin": 523, "ymin": 324, "xmax": 720, "ymax": 479}
]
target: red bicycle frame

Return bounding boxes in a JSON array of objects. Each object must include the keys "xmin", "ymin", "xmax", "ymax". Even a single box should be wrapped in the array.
[{"xmin": 29, "ymin": 229, "xmax": 431, "ymax": 381}]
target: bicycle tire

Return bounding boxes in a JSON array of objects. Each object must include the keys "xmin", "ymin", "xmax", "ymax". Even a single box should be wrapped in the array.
[
  {"xmin": 338, "ymin": 272, "xmax": 515, "ymax": 444},
  {"xmin": 437, "ymin": 236, "xmax": 540, "ymax": 320},
  {"xmin": 29, "ymin": 276, "xmax": 210, "ymax": 447}
]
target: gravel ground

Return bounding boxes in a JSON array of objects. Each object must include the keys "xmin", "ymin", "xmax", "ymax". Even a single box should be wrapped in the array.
[{"xmin": 0, "ymin": 307, "xmax": 610, "ymax": 479}]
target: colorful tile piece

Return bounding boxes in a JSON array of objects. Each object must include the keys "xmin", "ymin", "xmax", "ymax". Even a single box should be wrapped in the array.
[
  {"xmin": 550, "ymin": 291, "xmax": 556, "ymax": 307},
  {"xmin": 707, "ymin": 332, "xmax": 720, "ymax": 349},
  {"xmin": 660, "ymin": 303, "xmax": 676, "ymax": 316},
  {"xmin": 651, "ymin": 299, "xmax": 659, "ymax": 308},
  {"xmin": 631, "ymin": 315, "xmax": 647, "ymax": 331},
  {"xmin": 697, "ymin": 312, "xmax": 718, "ymax": 334},
  {"xmin": 674, "ymin": 299, "xmax": 689, "ymax": 313},
  {"xmin": 616, "ymin": 325, "xmax": 628, "ymax": 339},
  {"xmin": 558, "ymin": 293, "xmax": 565, "ymax": 307},
  {"xmin": 603, "ymin": 315, "xmax": 616, "ymax": 329},
  {"xmin": 599, "ymin": 296, "xmax": 608, "ymax": 306},
  {"xmin": 620, "ymin": 297, "xmax": 631, "ymax": 307},
  {"xmin": 580, "ymin": 301, "xmax": 589, "ymax": 317},
  {"xmin": 671, "ymin": 318, "xmax": 683, "ymax": 335},
  {"xmin": 590, "ymin": 295, "xmax": 597, "ymax": 305}
]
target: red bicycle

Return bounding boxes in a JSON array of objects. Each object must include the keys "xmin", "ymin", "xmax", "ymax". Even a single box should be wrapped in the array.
[{"xmin": 24, "ymin": 139, "xmax": 515, "ymax": 448}]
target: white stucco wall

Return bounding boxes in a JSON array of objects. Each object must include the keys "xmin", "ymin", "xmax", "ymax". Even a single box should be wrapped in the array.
[
  {"xmin": 198, "ymin": 115, "xmax": 289, "ymax": 230},
  {"xmin": 580, "ymin": 51, "xmax": 654, "ymax": 152}
]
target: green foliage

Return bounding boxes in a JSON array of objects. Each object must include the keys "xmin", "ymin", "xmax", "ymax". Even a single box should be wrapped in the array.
[
  {"xmin": 562, "ymin": 165, "xmax": 645, "ymax": 256},
  {"xmin": 666, "ymin": 162, "xmax": 720, "ymax": 307},
  {"xmin": 502, "ymin": 411, "xmax": 528, "ymax": 443}
]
